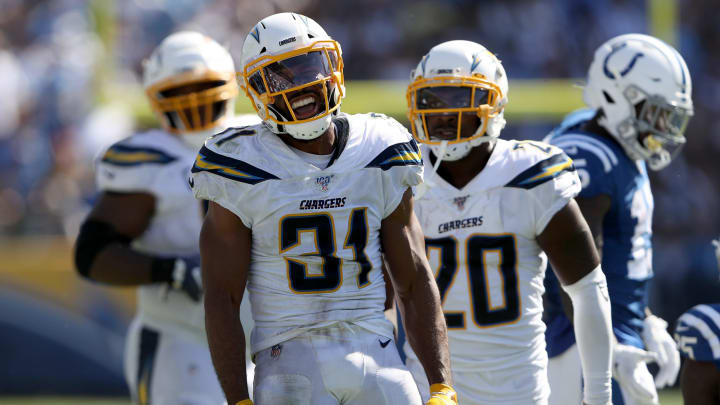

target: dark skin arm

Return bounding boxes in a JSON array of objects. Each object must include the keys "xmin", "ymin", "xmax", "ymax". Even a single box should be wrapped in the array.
[
  {"xmin": 680, "ymin": 359, "xmax": 720, "ymax": 405},
  {"xmin": 554, "ymin": 194, "xmax": 611, "ymax": 318},
  {"xmin": 537, "ymin": 198, "xmax": 601, "ymax": 286},
  {"xmin": 381, "ymin": 188, "xmax": 452, "ymax": 386},
  {"xmin": 381, "ymin": 260, "xmax": 398, "ymax": 340},
  {"xmin": 82, "ymin": 192, "xmax": 157, "ymax": 284},
  {"xmin": 200, "ymin": 201, "xmax": 251, "ymax": 403}
]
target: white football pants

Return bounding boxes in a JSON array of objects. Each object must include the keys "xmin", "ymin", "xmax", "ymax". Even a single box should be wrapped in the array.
[
  {"xmin": 253, "ymin": 323, "xmax": 421, "ymax": 405},
  {"xmin": 406, "ymin": 350, "xmax": 549, "ymax": 405}
]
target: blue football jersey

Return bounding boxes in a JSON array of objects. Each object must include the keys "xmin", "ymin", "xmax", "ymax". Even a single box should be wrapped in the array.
[
  {"xmin": 675, "ymin": 304, "xmax": 720, "ymax": 370},
  {"xmin": 543, "ymin": 109, "xmax": 653, "ymax": 355}
]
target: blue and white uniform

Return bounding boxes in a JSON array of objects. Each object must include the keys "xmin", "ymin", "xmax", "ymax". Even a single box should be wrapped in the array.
[
  {"xmin": 675, "ymin": 303, "xmax": 720, "ymax": 370},
  {"xmin": 543, "ymin": 108, "xmax": 654, "ymax": 404}
]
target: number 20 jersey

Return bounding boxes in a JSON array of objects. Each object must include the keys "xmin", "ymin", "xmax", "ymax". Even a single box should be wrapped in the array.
[
  {"xmin": 190, "ymin": 113, "xmax": 423, "ymax": 354},
  {"xmin": 405, "ymin": 139, "xmax": 580, "ymax": 376}
]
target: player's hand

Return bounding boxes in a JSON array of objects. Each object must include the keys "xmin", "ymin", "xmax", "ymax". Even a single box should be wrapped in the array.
[
  {"xmin": 425, "ymin": 383, "xmax": 457, "ymax": 405},
  {"xmin": 612, "ymin": 343, "xmax": 659, "ymax": 405},
  {"xmin": 712, "ymin": 238, "xmax": 720, "ymax": 270},
  {"xmin": 170, "ymin": 256, "xmax": 203, "ymax": 302},
  {"xmin": 642, "ymin": 314, "xmax": 680, "ymax": 388}
]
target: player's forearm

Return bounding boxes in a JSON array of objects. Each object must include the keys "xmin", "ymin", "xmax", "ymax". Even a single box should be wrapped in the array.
[
  {"xmin": 88, "ymin": 244, "xmax": 153, "ymax": 284},
  {"xmin": 563, "ymin": 266, "xmax": 613, "ymax": 404},
  {"xmin": 86, "ymin": 244, "xmax": 177, "ymax": 286},
  {"xmin": 398, "ymin": 267, "xmax": 453, "ymax": 386},
  {"xmin": 205, "ymin": 292, "xmax": 250, "ymax": 403}
]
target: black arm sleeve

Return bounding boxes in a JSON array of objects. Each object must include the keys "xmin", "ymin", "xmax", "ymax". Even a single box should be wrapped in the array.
[{"xmin": 74, "ymin": 219, "xmax": 131, "ymax": 278}]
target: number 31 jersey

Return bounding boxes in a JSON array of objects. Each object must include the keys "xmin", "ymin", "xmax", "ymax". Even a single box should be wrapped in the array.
[
  {"xmin": 190, "ymin": 113, "xmax": 423, "ymax": 355},
  {"xmin": 405, "ymin": 139, "xmax": 580, "ymax": 375}
]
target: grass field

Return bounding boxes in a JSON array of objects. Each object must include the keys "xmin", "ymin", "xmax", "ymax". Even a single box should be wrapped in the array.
[{"xmin": 0, "ymin": 389, "xmax": 686, "ymax": 404}]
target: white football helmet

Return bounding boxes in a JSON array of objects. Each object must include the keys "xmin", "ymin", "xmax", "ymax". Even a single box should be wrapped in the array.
[
  {"xmin": 240, "ymin": 12, "xmax": 345, "ymax": 140},
  {"xmin": 584, "ymin": 34, "xmax": 693, "ymax": 170},
  {"xmin": 407, "ymin": 40, "xmax": 508, "ymax": 161},
  {"xmin": 143, "ymin": 31, "xmax": 238, "ymax": 149}
]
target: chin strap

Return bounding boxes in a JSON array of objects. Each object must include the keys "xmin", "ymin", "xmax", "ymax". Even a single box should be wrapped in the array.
[{"xmin": 414, "ymin": 140, "xmax": 448, "ymax": 199}]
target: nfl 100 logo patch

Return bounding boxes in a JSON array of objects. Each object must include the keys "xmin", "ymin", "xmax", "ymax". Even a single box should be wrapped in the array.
[
  {"xmin": 453, "ymin": 195, "xmax": 470, "ymax": 210},
  {"xmin": 316, "ymin": 175, "xmax": 334, "ymax": 192}
]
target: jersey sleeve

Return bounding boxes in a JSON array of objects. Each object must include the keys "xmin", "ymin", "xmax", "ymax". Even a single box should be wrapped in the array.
[
  {"xmin": 549, "ymin": 135, "xmax": 616, "ymax": 199},
  {"xmin": 505, "ymin": 149, "xmax": 581, "ymax": 234},
  {"xmin": 674, "ymin": 304, "xmax": 720, "ymax": 366},
  {"xmin": 190, "ymin": 143, "xmax": 278, "ymax": 227},
  {"xmin": 95, "ymin": 142, "xmax": 179, "ymax": 196},
  {"xmin": 362, "ymin": 116, "xmax": 424, "ymax": 218}
]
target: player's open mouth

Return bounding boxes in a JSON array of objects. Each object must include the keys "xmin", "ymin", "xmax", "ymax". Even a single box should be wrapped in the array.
[{"xmin": 289, "ymin": 92, "xmax": 321, "ymax": 120}]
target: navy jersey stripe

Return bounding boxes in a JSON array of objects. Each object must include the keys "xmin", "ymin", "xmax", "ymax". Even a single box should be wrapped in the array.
[
  {"xmin": 136, "ymin": 327, "xmax": 160, "ymax": 405},
  {"xmin": 505, "ymin": 153, "xmax": 575, "ymax": 189},
  {"xmin": 365, "ymin": 139, "xmax": 422, "ymax": 171},
  {"xmin": 191, "ymin": 146, "xmax": 279, "ymax": 185},
  {"xmin": 101, "ymin": 144, "xmax": 177, "ymax": 167}
]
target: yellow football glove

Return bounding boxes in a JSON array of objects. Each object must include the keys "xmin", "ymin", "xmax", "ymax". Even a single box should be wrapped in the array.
[
  {"xmin": 235, "ymin": 400, "xmax": 253, "ymax": 405},
  {"xmin": 425, "ymin": 383, "xmax": 458, "ymax": 405}
]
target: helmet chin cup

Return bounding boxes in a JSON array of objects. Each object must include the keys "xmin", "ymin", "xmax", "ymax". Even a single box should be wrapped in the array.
[
  {"xmin": 432, "ymin": 142, "xmax": 472, "ymax": 161},
  {"xmin": 284, "ymin": 114, "xmax": 333, "ymax": 140}
]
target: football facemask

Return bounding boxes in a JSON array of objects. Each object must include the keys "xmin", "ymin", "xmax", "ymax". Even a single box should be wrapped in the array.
[
  {"xmin": 621, "ymin": 85, "xmax": 692, "ymax": 170},
  {"xmin": 145, "ymin": 70, "xmax": 238, "ymax": 134},
  {"xmin": 243, "ymin": 40, "xmax": 344, "ymax": 127},
  {"xmin": 407, "ymin": 75, "xmax": 503, "ymax": 146}
]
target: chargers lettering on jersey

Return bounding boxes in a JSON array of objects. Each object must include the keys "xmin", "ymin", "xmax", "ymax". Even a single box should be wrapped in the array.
[
  {"xmin": 299, "ymin": 197, "xmax": 347, "ymax": 210},
  {"xmin": 437, "ymin": 216, "xmax": 484, "ymax": 234}
]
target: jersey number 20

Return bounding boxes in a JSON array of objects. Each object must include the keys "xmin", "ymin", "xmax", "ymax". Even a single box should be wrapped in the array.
[{"xmin": 426, "ymin": 234, "xmax": 520, "ymax": 328}]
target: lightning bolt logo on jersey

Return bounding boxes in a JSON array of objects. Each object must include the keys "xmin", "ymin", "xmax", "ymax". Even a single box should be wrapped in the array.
[
  {"xmin": 404, "ymin": 139, "xmax": 580, "ymax": 405},
  {"xmin": 190, "ymin": 113, "xmax": 423, "ymax": 355},
  {"xmin": 543, "ymin": 108, "xmax": 654, "ymax": 357}
]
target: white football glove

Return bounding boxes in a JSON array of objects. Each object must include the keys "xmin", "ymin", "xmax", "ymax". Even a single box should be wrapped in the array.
[
  {"xmin": 612, "ymin": 343, "xmax": 659, "ymax": 405},
  {"xmin": 642, "ymin": 315, "xmax": 680, "ymax": 389},
  {"xmin": 712, "ymin": 238, "xmax": 720, "ymax": 273},
  {"xmin": 171, "ymin": 257, "xmax": 203, "ymax": 302}
]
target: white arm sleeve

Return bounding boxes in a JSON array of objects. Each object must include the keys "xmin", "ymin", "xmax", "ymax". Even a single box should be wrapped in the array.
[{"xmin": 561, "ymin": 265, "xmax": 613, "ymax": 405}]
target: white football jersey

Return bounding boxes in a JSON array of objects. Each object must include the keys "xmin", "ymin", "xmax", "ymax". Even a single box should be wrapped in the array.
[
  {"xmin": 95, "ymin": 115, "xmax": 260, "ymax": 340},
  {"xmin": 191, "ymin": 113, "xmax": 423, "ymax": 354},
  {"xmin": 404, "ymin": 139, "xmax": 580, "ymax": 402}
]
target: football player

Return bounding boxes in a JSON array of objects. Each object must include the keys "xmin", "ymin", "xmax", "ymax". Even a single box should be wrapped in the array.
[
  {"xmin": 74, "ymin": 31, "xmax": 259, "ymax": 405},
  {"xmin": 402, "ymin": 40, "xmax": 613, "ymax": 405},
  {"xmin": 190, "ymin": 13, "xmax": 456, "ymax": 405},
  {"xmin": 673, "ymin": 238, "xmax": 720, "ymax": 405},
  {"xmin": 543, "ymin": 34, "xmax": 692, "ymax": 405}
]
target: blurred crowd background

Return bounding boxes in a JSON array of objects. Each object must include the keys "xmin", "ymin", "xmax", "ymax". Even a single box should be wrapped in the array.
[{"xmin": 0, "ymin": 0, "xmax": 717, "ymax": 396}]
